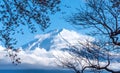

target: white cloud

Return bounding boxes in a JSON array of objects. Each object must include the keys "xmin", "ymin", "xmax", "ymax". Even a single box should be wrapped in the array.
[
  {"xmin": 0, "ymin": 46, "xmax": 57, "ymax": 69},
  {"xmin": 0, "ymin": 29, "xmax": 119, "ymax": 71},
  {"xmin": 0, "ymin": 45, "xmax": 120, "ymax": 71}
]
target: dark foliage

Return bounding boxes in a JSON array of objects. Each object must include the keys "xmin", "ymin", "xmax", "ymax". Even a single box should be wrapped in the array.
[{"xmin": 0, "ymin": 0, "xmax": 60, "ymax": 49}]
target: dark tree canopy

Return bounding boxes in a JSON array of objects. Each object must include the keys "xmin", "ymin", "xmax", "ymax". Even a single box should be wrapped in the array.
[{"xmin": 0, "ymin": 0, "xmax": 60, "ymax": 48}]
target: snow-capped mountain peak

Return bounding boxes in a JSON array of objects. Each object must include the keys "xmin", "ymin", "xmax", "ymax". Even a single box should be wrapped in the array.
[{"xmin": 22, "ymin": 29, "xmax": 94, "ymax": 50}]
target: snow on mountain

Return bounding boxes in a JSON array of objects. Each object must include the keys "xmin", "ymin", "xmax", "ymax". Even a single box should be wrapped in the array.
[
  {"xmin": 0, "ymin": 29, "xmax": 119, "ymax": 70},
  {"xmin": 0, "ymin": 29, "xmax": 95, "ymax": 69},
  {"xmin": 22, "ymin": 29, "xmax": 94, "ymax": 51}
]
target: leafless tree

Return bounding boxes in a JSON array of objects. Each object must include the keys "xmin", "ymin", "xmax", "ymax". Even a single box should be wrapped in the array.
[
  {"xmin": 68, "ymin": 0, "xmax": 120, "ymax": 46},
  {"xmin": 62, "ymin": 0, "xmax": 120, "ymax": 72},
  {"xmin": 55, "ymin": 39, "xmax": 120, "ymax": 73},
  {"xmin": 55, "ymin": 0, "xmax": 120, "ymax": 72}
]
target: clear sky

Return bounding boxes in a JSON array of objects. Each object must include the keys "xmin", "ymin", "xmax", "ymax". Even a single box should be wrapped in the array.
[
  {"xmin": 12, "ymin": 0, "xmax": 86, "ymax": 48},
  {"xmin": 0, "ymin": 1, "xmax": 120, "ymax": 71}
]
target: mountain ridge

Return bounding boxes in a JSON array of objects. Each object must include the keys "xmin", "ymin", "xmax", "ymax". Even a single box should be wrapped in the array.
[{"xmin": 22, "ymin": 28, "xmax": 94, "ymax": 51}]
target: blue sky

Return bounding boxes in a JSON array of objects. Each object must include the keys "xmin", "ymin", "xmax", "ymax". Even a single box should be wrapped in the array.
[
  {"xmin": 13, "ymin": 0, "xmax": 85, "ymax": 48},
  {"xmin": 0, "ymin": 1, "xmax": 120, "ymax": 72}
]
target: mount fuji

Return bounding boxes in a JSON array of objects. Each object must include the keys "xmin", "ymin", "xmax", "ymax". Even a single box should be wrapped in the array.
[
  {"xmin": 0, "ymin": 29, "xmax": 95, "ymax": 69},
  {"xmin": 0, "ymin": 29, "xmax": 119, "ymax": 70},
  {"xmin": 22, "ymin": 29, "xmax": 94, "ymax": 51}
]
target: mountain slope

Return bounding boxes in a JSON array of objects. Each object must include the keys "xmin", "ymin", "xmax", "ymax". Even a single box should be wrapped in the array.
[
  {"xmin": 0, "ymin": 29, "xmax": 119, "ymax": 70},
  {"xmin": 22, "ymin": 29, "xmax": 94, "ymax": 50}
]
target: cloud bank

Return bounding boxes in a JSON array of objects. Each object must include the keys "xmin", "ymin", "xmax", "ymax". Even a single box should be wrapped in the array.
[{"xmin": 0, "ymin": 29, "xmax": 119, "ymax": 71}]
